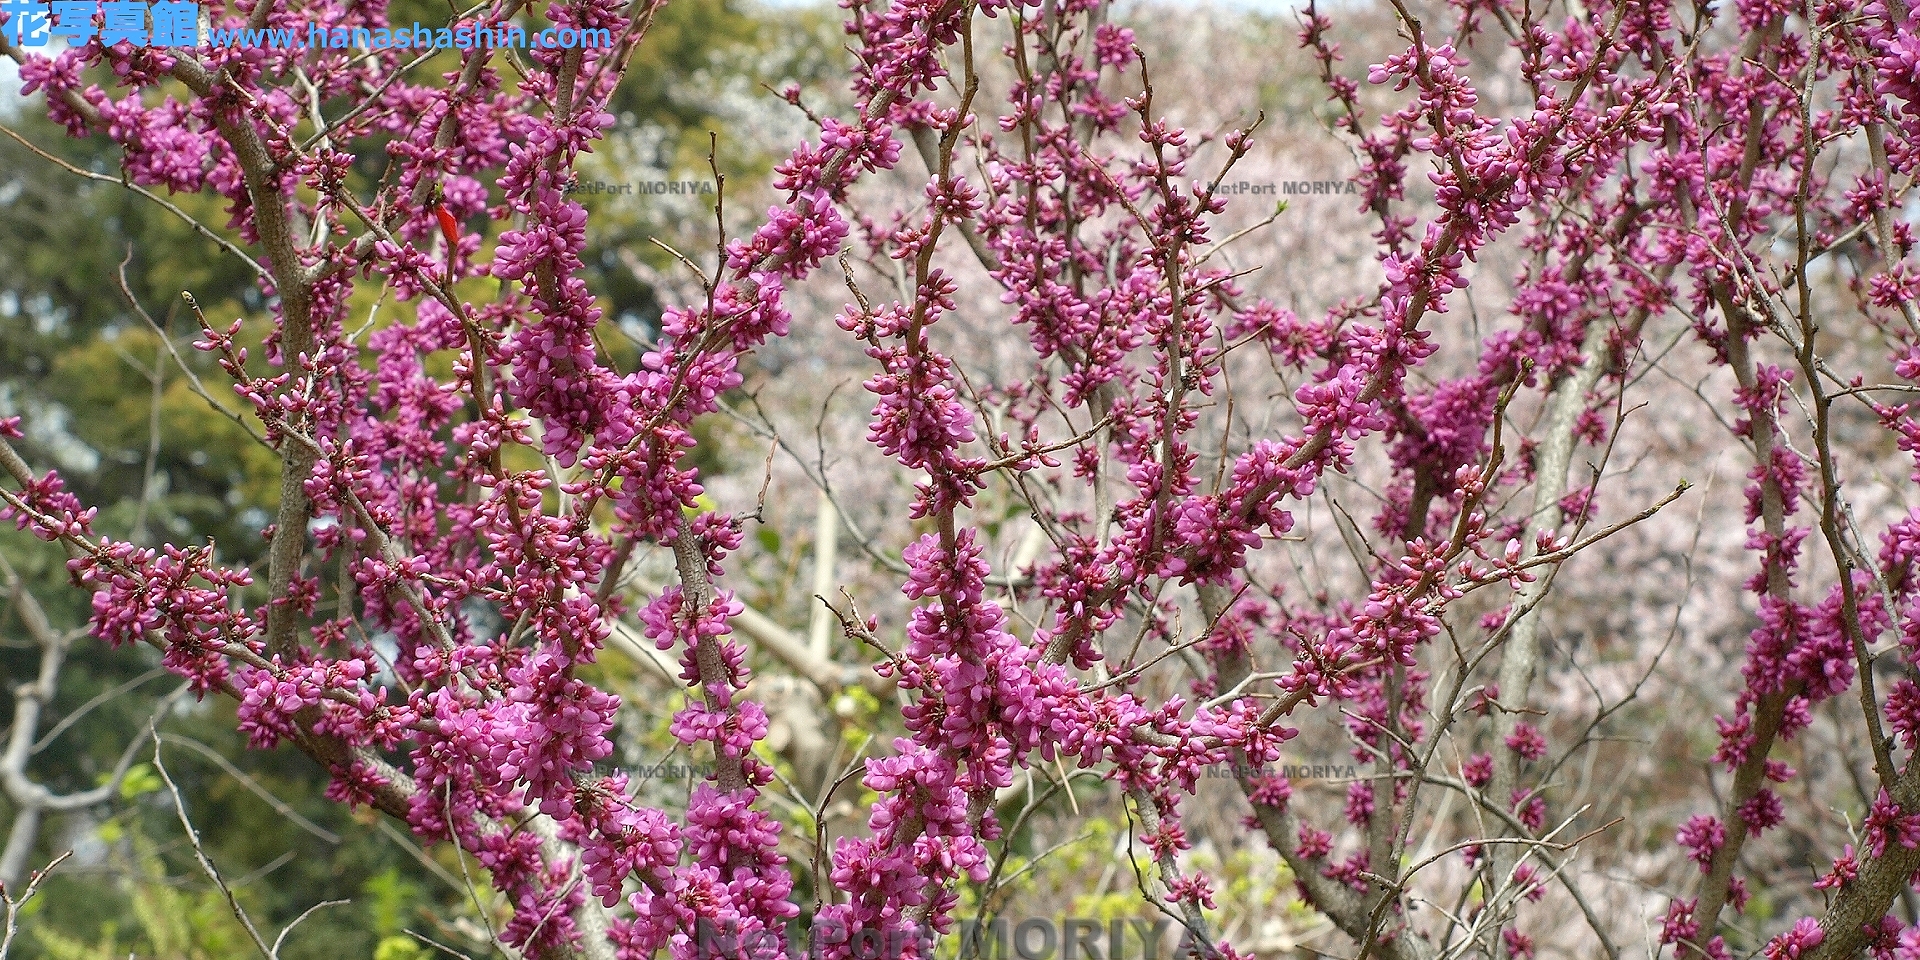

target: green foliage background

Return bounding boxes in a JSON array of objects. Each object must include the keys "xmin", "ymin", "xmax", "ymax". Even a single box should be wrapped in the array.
[{"xmin": 0, "ymin": 3, "xmax": 840, "ymax": 955}]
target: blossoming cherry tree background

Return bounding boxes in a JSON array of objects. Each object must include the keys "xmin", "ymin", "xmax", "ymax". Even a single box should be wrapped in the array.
[{"xmin": 5, "ymin": 0, "xmax": 1920, "ymax": 958}]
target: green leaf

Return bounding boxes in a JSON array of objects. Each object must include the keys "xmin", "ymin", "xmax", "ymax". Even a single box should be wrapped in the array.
[
  {"xmin": 374, "ymin": 936, "xmax": 429, "ymax": 960},
  {"xmin": 114, "ymin": 763, "xmax": 161, "ymax": 800}
]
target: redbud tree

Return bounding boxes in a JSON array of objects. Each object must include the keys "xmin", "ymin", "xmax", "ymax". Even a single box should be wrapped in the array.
[{"xmin": 7, "ymin": 0, "xmax": 1920, "ymax": 957}]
